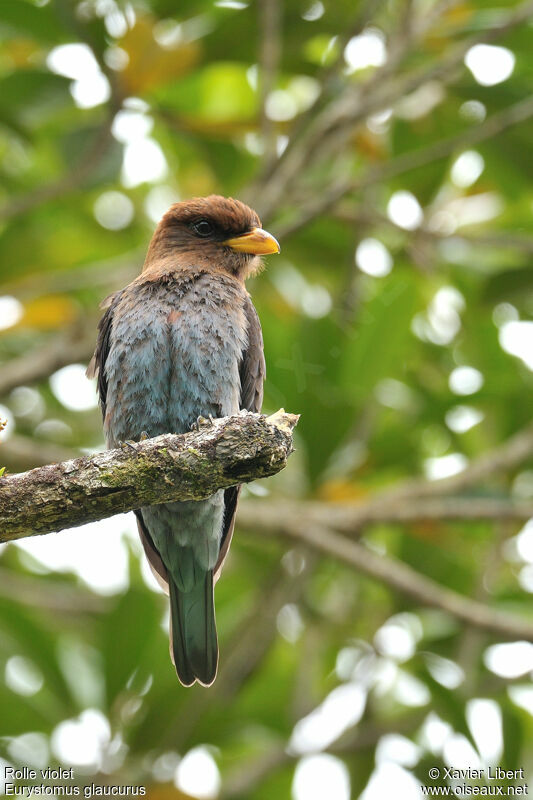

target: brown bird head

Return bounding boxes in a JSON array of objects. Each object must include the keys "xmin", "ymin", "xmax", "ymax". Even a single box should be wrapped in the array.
[{"xmin": 143, "ymin": 195, "xmax": 280, "ymax": 281}]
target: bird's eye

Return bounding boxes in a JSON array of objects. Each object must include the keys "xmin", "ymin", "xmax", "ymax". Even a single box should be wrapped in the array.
[{"xmin": 191, "ymin": 219, "xmax": 214, "ymax": 237}]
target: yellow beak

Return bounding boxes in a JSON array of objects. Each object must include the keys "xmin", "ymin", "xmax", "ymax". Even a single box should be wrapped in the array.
[{"xmin": 223, "ymin": 227, "xmax": 280, "ymax": 255}]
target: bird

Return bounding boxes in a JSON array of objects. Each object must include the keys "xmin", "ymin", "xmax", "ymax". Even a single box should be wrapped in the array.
[{"xmin": 87, "ymin": 195, "xmax": 279, "ymax": 687}]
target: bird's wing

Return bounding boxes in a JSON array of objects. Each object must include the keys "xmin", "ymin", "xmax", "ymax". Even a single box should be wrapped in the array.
[
  {"xmin": 86, "ymin": 290, "xmax": 122, "ymax": 420},
  {"xmin": 238, "ymin": 296, "xmax": 265, "ymax": 413},
  {"xmin": 88, "ymin": 289, "xmax": 264, "ymax": 587},
  {"xmin": 214, "ymin": 296, "xmax": 265, "ymax": 580},
  {"xmin": 135, "ymin": 509, "xmax": 170, "ymax": 593},
  {"xmin": 87, "ymin": 291, "xmax": 172, "ymax": 591}
]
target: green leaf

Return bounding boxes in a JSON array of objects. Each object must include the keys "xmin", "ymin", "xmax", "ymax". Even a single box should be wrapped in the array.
[
  {"xmin": 0, "ymin": 0, "xmax": 70, "ymax": 43},
  {"xmin": 501, "ymin": 698, "xmax": 525, "ymax": 771},
  {"xmin": 340, "ymin": 271, "xmax": 419, "ymax": 404},
  {"xmin": 102, "ymin": 586, "xmax": 161, "ymax": 704},
  {"xmin": 153, "ymin": 62, "xmax": 257, "ymax": 122},
  {"xmin": 0, "ymin": 70, "xmax": 70, "ymax": 116}
]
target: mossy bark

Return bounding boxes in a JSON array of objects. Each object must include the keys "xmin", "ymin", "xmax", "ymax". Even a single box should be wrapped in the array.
[{"xmin": 0, "ymin": 410, "xmax": 298, "ymax": 542}]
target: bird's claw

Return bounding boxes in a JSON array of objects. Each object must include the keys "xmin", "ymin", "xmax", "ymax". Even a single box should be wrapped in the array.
[
  {"xmin": 190, "ymin": 415, "xmax": 215, "ymax": 431},
  {"xmin": 119, "ymin": 439, "xmax": 138, "ymax": 452}
]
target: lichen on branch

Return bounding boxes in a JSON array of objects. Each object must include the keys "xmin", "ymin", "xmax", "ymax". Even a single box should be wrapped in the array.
[{"xmin": 0, "ymin": 410, "xmax": 299, "ymax": 542}]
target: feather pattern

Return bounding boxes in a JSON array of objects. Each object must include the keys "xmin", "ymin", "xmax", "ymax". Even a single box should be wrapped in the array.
[{"xmin": 90, "ymin": 244, "xmax": 266, "ymax": 685}]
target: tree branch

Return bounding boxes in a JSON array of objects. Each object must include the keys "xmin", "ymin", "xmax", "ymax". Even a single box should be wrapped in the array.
[
  {"xmin": 334, "ymin": 205, "xmax": 533, "ymax": 256},
  {"xmin": 0, "ymin": 324, "xmax": 97, "ymax": 398},
  {"xmin": 3, "ymin": 252, "xmax": 139, "ymax": 301},
  {"xmin": 0, "ymin": 3, "xmax": 123, "ymax": 224},
  {"xmin": 245, "ymin": 0, "xmax": 386, "ymax": 200},
  {"xmin": 0, "ymin": 410, "xmax": 298, "ymax": 542},
  {"xmin": 0, "ymin": 106, "xmax": 119, "ymax": 223},
  {"xmin": 372, "ymin": 421, "xmax": 533, "ymax": 504},
  {"xmin": 276, "ymin": 93, "xmax": 533, "ymax": 238},
  {"xmin": 0, "ymin": 567, "xmax": 109, "ymax": 614},
  {"xmin": 237, "ymin": 420, "xmax": 533, "ymax": 536},
  {"xmin": 0, "ymin": 434, "xmax": 78, "ymax": 473},
  {"xmin": 258, "ymin": 0, "xmax": 281, "ymax": 170},
  {"xmin": 258, "ymin": 521, "xmax": 533, "ymax": 642},
  {"xmin": 238, "ymin": 496, "xmax": 533, "ymax": 538},
  {"xmin": 258, "ymin": 0, "xmax": 533, "ymax": 225}
]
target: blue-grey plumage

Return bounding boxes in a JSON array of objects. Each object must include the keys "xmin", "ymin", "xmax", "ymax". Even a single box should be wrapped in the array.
[{"xmin": 87, "ymin": 196, "xmax": 279, "ymax": 686}]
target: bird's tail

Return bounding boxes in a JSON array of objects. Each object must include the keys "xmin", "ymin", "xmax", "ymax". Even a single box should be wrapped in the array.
[{"xmin": 169, "ymin": 570, "xmax": 218, "ymax": 687}]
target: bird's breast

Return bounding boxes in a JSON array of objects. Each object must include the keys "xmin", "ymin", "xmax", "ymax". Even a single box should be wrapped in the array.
[{"xmin": 104, "ymin": 271, "xmax": 248, "ymax": 445}]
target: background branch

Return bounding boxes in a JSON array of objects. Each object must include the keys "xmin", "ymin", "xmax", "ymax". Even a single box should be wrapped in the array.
[
  {"xmin": 258, "ymin": 0, "xmax": 533, "ymax": 222},
  {"xmin": 0, "ymin": 323, "xmax": 97, "ymax": 398},
  {"xmin": 276, "ymin": 93, "xmax": 533, "ymax": 238},
  {"xmin": 238, "ymin": 496, "xmax": 533, "ymax": 537},
  {"xmin": 0, "ymin": 106, "xmax": 119, "ymax": 223},
  {"xmin": 374, "ymin": 421, "xmax": 533, "ymax": 503},
  {"xmin": 0, "ymin": 434, "xmax": 78, "ymax": 473},
  {"xmin": 258, "ymin": 0, "xmax": 281, "ymax": 170},
  {"xmin": 259, "ymin": 522, "xmax": 533, "ymax": 642}
]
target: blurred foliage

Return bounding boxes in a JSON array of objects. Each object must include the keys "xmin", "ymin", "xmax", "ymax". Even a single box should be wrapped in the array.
[{"xmin": 1, "ymin": 0, "xmax": 533, "ymax": 797}]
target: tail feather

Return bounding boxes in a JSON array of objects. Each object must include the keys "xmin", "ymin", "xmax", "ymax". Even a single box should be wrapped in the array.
[{"xmin": 169, "ymin": 570, "xmax": 218, "ymax": 687}]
